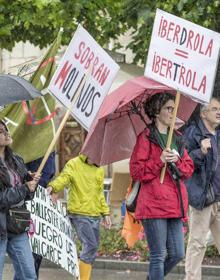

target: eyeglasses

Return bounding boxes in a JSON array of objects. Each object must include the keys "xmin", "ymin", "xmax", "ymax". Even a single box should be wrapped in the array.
[{"xmin": 163, "ymin": 106, "xmax": 175, "ymax": 113}]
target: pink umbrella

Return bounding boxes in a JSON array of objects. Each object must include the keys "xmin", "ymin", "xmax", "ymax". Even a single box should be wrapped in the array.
[{"xmin": 81, "ymin": 76, "xmax": 197, "ymax": 166}]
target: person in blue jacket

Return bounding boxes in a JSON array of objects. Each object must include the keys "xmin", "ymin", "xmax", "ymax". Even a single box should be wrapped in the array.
[{"xmin": 183, "ymin": 97, "xmax": 220, "ymax": 280}]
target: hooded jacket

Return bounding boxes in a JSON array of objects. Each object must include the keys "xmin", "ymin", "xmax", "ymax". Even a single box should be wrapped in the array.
[
  {"xmin": 130, "ymin": 127, "xmax": 194, "ymax": 220},
  {"xmin": 49, "ymin": 154, "xmax": 109, "ymax": 217}
]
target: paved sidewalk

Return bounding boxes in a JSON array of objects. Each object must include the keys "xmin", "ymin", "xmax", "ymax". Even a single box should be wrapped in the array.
[
  {"xmin": 2, "ymin": 264, "xmax": 220, "ymax": 280},
  {"xmin": 94, "ymin": 259, "xmax": 220, "ymax": 278},
  {"xmin": 3, "ymin": 257, "xmax": 220, "ymax": 279}
]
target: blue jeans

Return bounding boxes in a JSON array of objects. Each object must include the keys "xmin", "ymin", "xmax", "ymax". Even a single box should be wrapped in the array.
[
  {"xmin": 0, "ymin": 233, "xmax": 36, "ymax": 280},
  {"xmin": 69, "ymin": 215, "xmax": 100, "ymax": 264},
  {"xmin": 142, "ymin": 218, "xmax": 184, "ymax": 280}
]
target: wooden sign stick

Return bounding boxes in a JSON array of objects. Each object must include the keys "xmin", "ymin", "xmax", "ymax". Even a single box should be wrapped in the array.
[
  {"xmin": 36, "ymin": 73, "xmax": 88, "ymax": 175},
  {"xmin": 160, "ymin": 91, "xmax": 180, "ymax": 183}
]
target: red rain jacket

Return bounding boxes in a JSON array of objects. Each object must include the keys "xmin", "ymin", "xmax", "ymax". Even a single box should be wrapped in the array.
[{"xmin": 130, "ymin": 128, "xmax": 194, "ymax": 220}]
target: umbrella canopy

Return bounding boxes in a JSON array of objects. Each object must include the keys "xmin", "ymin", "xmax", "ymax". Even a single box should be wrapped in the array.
[
  {"xmin": 81, "ymin": 76, "xmax": 197, "ymax": 166},
  {"xmin": 0, "ymin": 74, "xmax": 41, "ymax": 106}
]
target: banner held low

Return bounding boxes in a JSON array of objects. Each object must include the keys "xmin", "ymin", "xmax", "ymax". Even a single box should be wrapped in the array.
[{"xmin": 160, "ymin": 92, "xmax": 180, "ymax": 184}]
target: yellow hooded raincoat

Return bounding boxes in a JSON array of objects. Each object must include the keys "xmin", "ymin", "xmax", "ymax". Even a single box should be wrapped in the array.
[{"xmin": 49, "ymin": 155, "xmax": 109, "ymax": 217}]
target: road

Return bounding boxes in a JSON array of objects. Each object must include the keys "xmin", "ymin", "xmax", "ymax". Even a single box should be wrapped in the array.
[{"xmin": 2, "ymin": 264, "xmax": 219, "ymax": 280}]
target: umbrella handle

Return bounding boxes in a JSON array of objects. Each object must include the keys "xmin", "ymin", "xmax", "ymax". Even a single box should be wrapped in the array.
[{"xmin": 160, "ymin": 92, "xmax": 180, "ymax": 184}]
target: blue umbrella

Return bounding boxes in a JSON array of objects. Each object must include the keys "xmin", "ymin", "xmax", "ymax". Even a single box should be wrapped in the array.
[{"xmin": 0, "ymin": 74, "xmax": 42, "ymax": 106}]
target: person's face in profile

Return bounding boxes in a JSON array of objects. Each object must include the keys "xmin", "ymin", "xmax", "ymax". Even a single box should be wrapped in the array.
[{"xmin": 0, "ymin": 123, "xmax": 12, "ymax": 147}]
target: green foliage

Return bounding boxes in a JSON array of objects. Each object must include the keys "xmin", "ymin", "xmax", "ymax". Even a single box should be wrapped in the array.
[
  {"xmin": 204, "ymin": 245, "xmax": 219, "ymax": 257},
  {"xmin": 99, "ymin": 227, "xmax": 128, "ymax": 255},
  {"xmin": 98, "ymin": 228, "xmax": 219, "ymax": 261},
  {"xmin": 74, "ymin": 227, "xmax": 219, "ymax": 262},
  {"xmin": 0, "ymin": 0, "xmax": 125, "ymax": 50},
  {"xmin": 3, "ymin": 1, "xmax": 219, "ymax": 92},
  {"xmin": 1, "ymin": 0, "xmax": 219, "ymax": 67},
  {"xmin": 121, "ymin": 0, "xmax": 220, "ymax": 64},
  {"xmin": 98, "ymin": 227, "xmax": 148, "ymax": 261}
]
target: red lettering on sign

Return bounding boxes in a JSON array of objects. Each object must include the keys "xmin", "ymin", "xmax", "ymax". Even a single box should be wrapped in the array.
[
  {"xmin": 173, "ymin": 24, "xmax": 180, "ymax": 44},
  {"xmin": 74, "ymin": 41, "xmax": 85, "ymax": 59},
  {"xmin": 157, "ymin": 17, "xmax": 214, "ymax": 58},
  {"xmin": 193, "ymin": 34, "xmax": 200, "ymax": 51},
  {"xmin": 92, "ymin": 57, "xmax": 99, "ymax": 75},
  {"xmin": 74, "ymin": 41, "xmax": 111, "ymax": 86},
  {"xmin": 81, "ymin": 47, "xmax": 90, "ymax": 64},
  {"xmin": 166, "ymin": 60, "xmax": 173, "ymax": 79},
  {"xmin": 179, "ymin": 65, "xmax": 186, "ymax": 85},
  {"xmin": 54, "ymin": 61, "xmax": 72, "ymax": 89},
  {"xmin": 158, "ymin": 16, "xmax": 163, "ymax": 36},
  {"xmin": 166, "ymin": 22, "xmax": 175, "ymax": 42},
  {"xmin": 198, "ymin": 76, "xmax": 206, "ymax": 94},
  {"xmin": 191, "ymin": 72, "xmax": 197, "ymax": 91},
  {"xmin": 94, "ymin": 64, "xmax": 104, "ymax": 80},
  {"xmin": 186, "ymin": 69, "xmax": 192, "ymax": 87},
  {"xmin": 159, "ymin": 57, "xmax": 167, "ymax": 77},
  {"xmin": 186, "ymin": 30, "xmax": 194, "ymax": 49},
  {"xmin": 99, "ymin": 67, "xmax": 110, "ymax": 86},
  {"xmin": 205, "ymin": 39, "xmax": 213, "ymax": 57},
  {"xmin": 85, "ymin": 52, "xmax": 95, "ymax": 69},
  {"xmin": 151, "ymin": 53, "xmax": 207, "ymax": 94},
  {"xmin": 160, "ymin": 19, "xmax": 168, "ymax": 38}
]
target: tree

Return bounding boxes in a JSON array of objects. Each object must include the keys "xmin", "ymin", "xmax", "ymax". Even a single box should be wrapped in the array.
[
  {"xmin": 0, "ymin": 0, "xmax": 125, "ymax": 50},
  {"xmin": 121, "ymin": 0, "xmax": 220, "ymax": 96},
  {"xmin": 121, "ymin": 0, "xmax": 220, "ymax": 65}
]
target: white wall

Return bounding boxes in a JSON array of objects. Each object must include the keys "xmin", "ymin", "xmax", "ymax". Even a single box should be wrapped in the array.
[
  {"xmin": 0, "ymin": 40, "xmax": 142, "ymax": 177},
  {"xmin": 0, "ymin": 42, "xmax": 46, "ymax": 74}
]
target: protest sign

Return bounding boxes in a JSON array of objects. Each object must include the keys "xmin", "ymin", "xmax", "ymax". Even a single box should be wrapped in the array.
[
  {"xmin": 48, "ymin": 24, "xmax": 120, "ymax": 130},
  {"xmin": 27, "ymin": 186, "xmax": 79, "ymax": 279},
  {"xmin": 145, "ymin": 9, "xmax": 220, "ymax": 103}
]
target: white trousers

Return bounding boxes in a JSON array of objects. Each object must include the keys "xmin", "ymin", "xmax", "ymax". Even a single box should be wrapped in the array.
[{"xmin": 185, "ymin": 203, "xmax": 220, "ymax": 280}]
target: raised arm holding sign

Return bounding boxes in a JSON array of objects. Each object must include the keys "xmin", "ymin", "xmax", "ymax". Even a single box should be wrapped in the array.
[
  {"xmin": 129, "ymin": 8, "xmax": 220, "ymax": 280},
  {"xmin": 145, "ymin": 9, "xmax": 220, "ymax": 182},
  {"xmin": 160, "ymin": 91, "xmax": 180, "ymax": 183}
]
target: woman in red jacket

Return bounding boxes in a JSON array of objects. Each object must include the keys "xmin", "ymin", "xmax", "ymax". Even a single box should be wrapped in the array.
[{"xmin": 130, "ymin": 92, "xmax": 194, "ymax": 280}]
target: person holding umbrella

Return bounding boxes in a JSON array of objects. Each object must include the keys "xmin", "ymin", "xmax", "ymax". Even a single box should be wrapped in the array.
[
  {"xmin": 0, "ymin": 120, "xmax": 40, "ymax": 280},
  {"xmin": 130, "ymin": 92, "xmax": 194, "ymax": 280}
]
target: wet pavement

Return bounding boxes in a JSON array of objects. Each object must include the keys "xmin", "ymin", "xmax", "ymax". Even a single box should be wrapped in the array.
[{"xmin": 2, "ymin": 264, "xmax": 220, "ymax": 280}]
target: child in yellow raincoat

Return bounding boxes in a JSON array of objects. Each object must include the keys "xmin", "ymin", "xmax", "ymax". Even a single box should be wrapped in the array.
[{"xmin": 47, "ymin": 154, "xmax": 111, "ymax": 280}]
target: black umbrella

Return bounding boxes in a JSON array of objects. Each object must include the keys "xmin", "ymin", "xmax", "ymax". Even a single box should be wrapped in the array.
[{"xmin": 0, "ymin": 74, "xmax": 42, "ymax": 106}]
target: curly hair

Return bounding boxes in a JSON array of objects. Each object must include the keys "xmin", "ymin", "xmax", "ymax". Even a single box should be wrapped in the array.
[{"xmin": 144, "ymin": 92, "xmax": 175, "ymax": 121}]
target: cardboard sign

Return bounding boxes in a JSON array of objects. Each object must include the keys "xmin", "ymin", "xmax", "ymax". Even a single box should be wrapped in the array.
[
  {"xmin": 145, "ymin": 9, "xmax": 220, "ymax": 103},
  {"xmin": 27, "ymin": 187, "xmax": 79, "ymax": 279},
  {"xmin": 48, "ymin": 25, "xmax": 120, "ymax": 130}
]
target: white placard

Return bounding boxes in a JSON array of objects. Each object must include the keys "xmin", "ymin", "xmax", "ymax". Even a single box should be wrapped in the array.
[
  {"xmin": 48, "ymin": 24, "xmax": 120, "ymax": 130},
  {"xmin": 27, "ymin": 186, "xmax": 79, "ymax": 279},
  {"xmin": 145, "ymin": 9, "xmax": 220, "ymax": 103}
]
